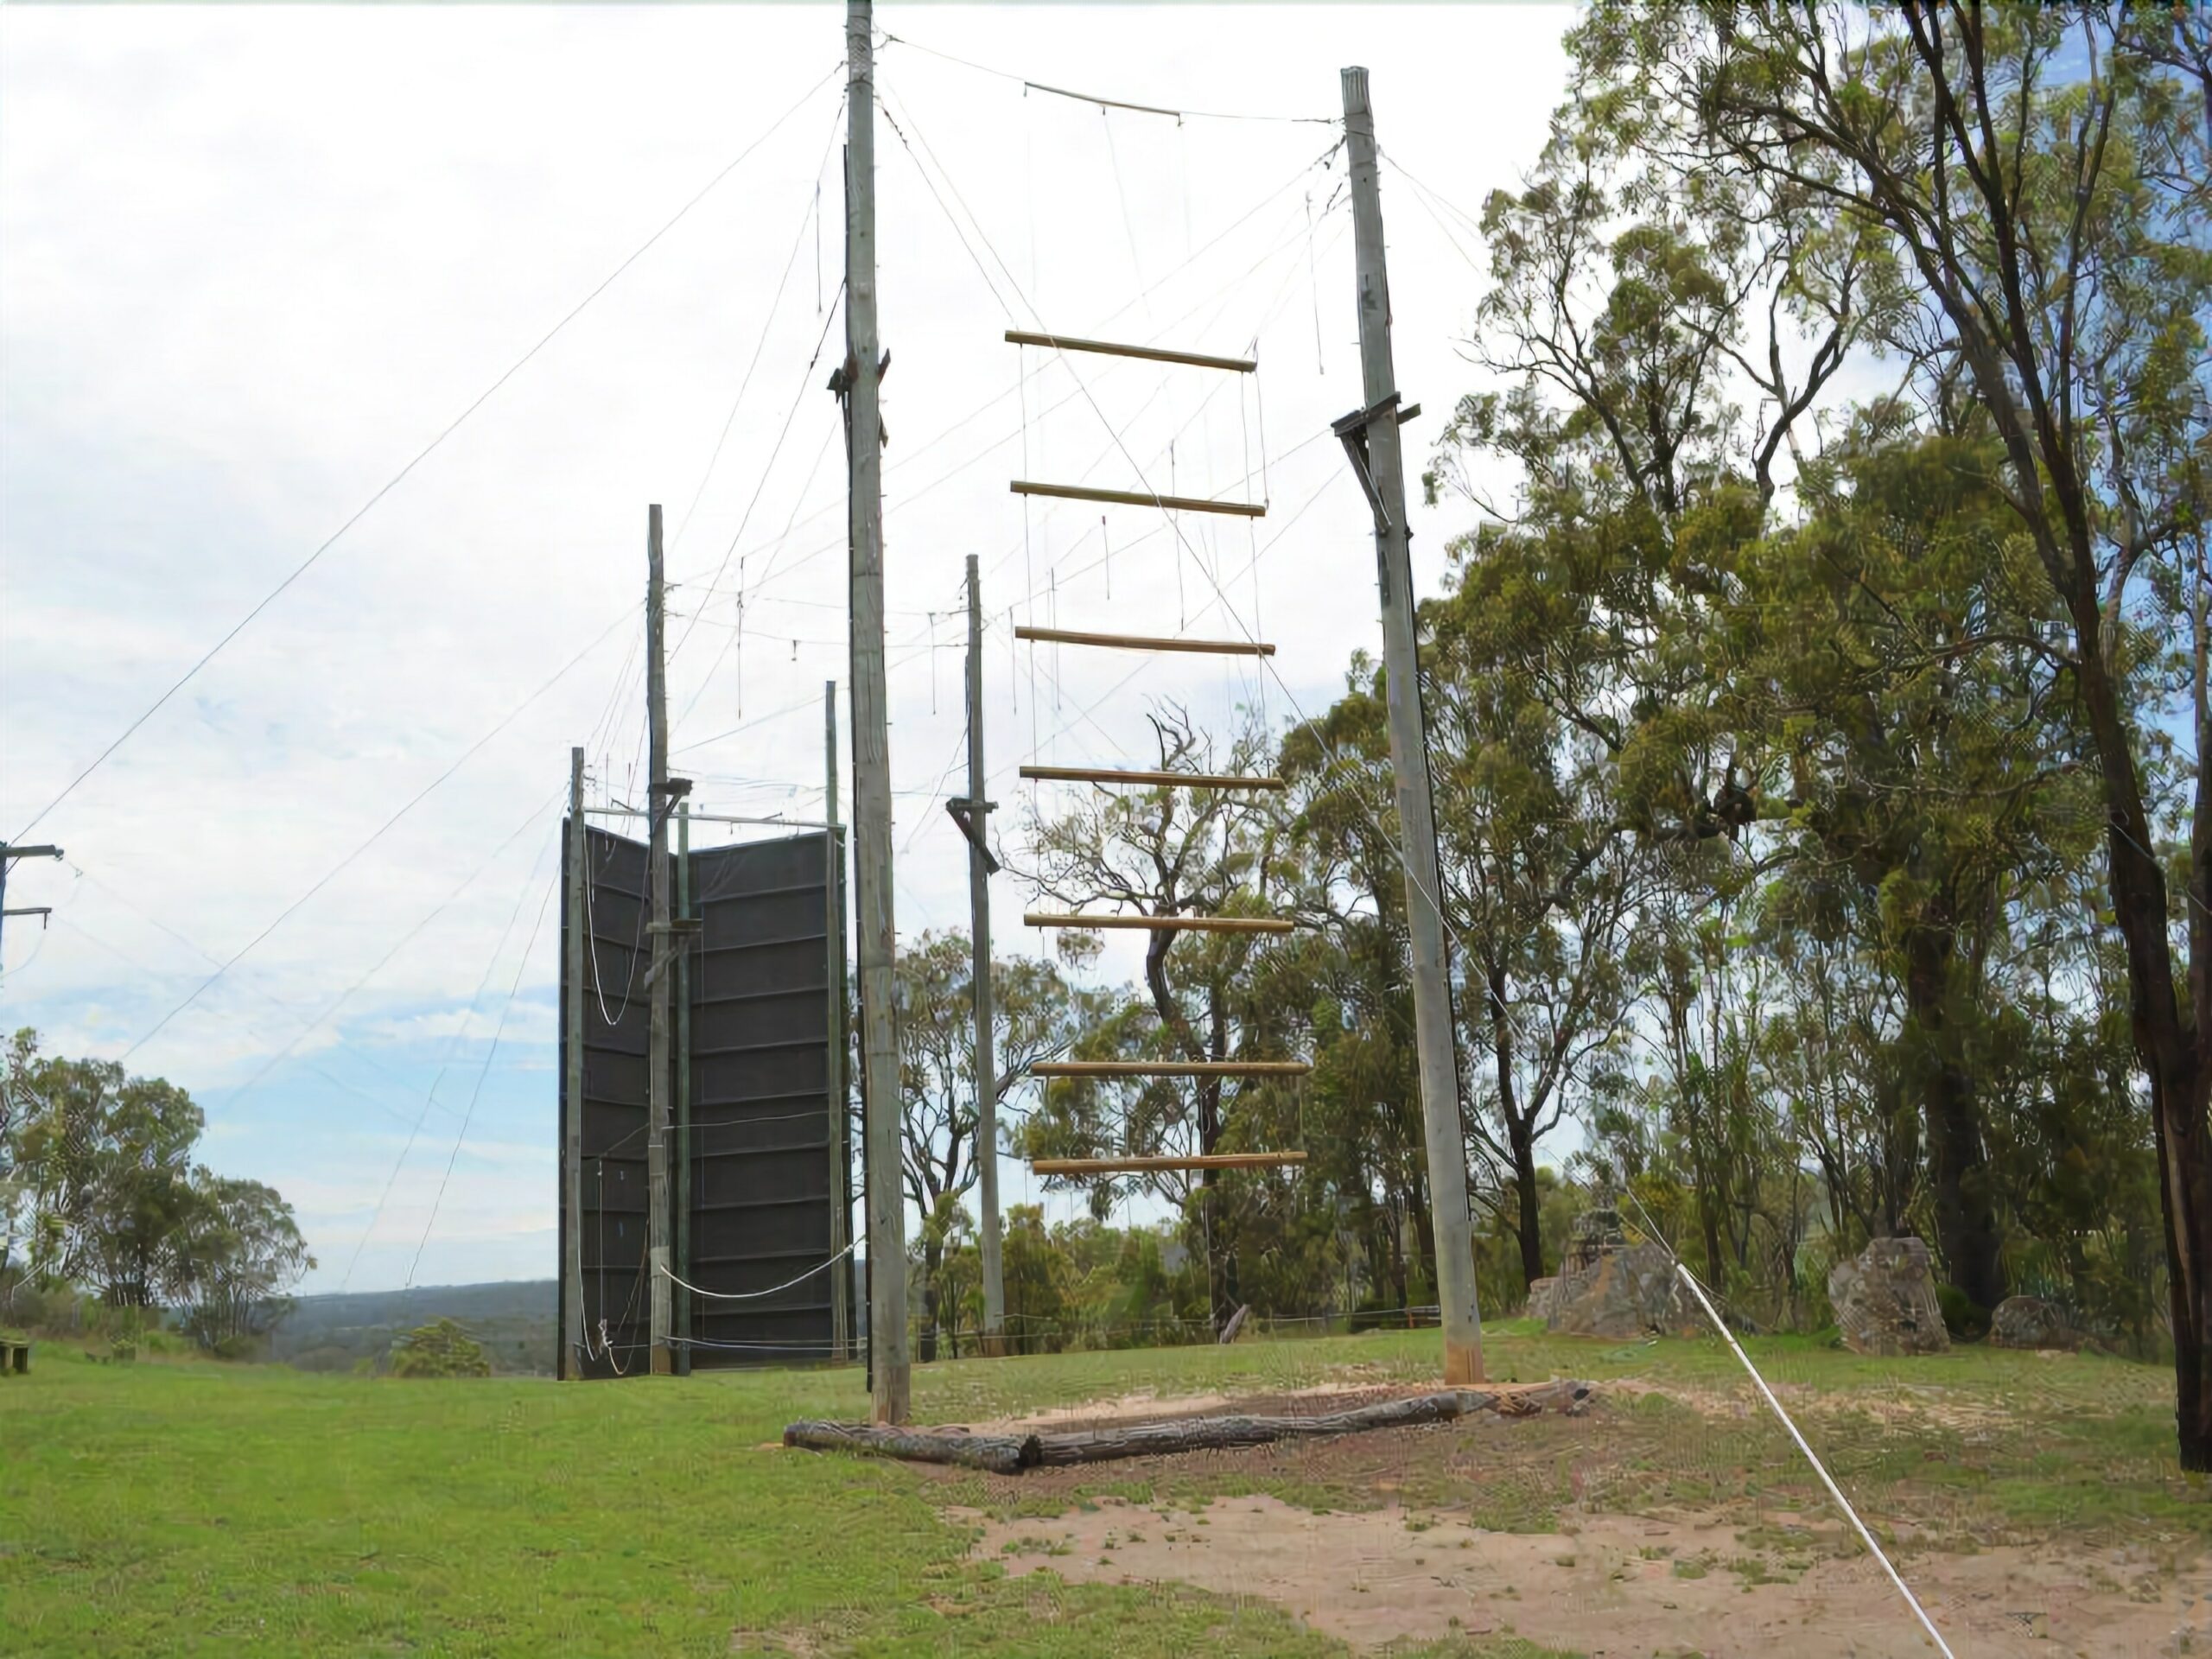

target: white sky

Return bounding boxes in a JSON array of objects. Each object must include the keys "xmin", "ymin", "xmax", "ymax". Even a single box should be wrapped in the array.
[{"xmin": 0, "ymin": 3, "xmax": 1575, "ymax": 1293}]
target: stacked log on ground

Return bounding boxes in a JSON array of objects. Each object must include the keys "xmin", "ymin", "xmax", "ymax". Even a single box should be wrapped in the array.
[{"xmin": 785, "ymin": 1379, "xmax": 1592, "ymax": 1474}]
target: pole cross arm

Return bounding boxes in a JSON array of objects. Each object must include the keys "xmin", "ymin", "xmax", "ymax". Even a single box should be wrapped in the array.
[
  {"xmin": 1, "ymin": 906, "xmax": 52, "ymax": 925},
  {"xmin": 0, "ymin": 845, "xmax": 62, "ymax": 862},
  {"xmin": 1332, "ymin": 395, "xmax": 1421, "ymax": 532},
  {"xmin": 944, "ymin": 798, "xmax": 1000, "ymax": 875}
]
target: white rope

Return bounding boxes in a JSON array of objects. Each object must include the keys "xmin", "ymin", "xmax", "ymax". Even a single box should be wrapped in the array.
[
  {"xmin": 656, "ymin": 1238, "xmax": 857, "ymax": 1301},
  {"xmin": 1670, "ymin": 1262, "xmax": 1956, "ymax": 1657}
]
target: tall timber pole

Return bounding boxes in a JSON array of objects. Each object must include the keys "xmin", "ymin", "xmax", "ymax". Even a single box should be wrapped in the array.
[
  {"xmin": 645, "ymin": 503, "xmax": 675, "ymax": 1376},
  {"xmin": 824, "ymin": 682, "xmax": 852, "ymax": 1362},
  {"xmin": 846, "ymin": 0, "xmax": 910, "ymax": 1423},
  {"xmin": 964, "ymin": 554, "xmax": 1006, "ymax": 1355},
  {"xmin": 1338, "ymin": 65, "xmax": 1484, "ymax": 1384},
  {"xmin": 562, "ymin": 747, "xmax": 587, "ymax": 1379}
]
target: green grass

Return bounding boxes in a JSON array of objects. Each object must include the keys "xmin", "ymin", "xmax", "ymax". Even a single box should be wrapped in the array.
[{"xmin": 0, "ymin": 1326, "xmax": 2195, "ymax": 1656}]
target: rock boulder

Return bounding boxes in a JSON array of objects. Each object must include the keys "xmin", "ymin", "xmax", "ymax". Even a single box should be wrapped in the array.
[
  {"xmin": 1545, "ymin": 1207, "xmax": 1700, "ymax": 1340},
  {"xmin": 1526, "ymin": 1277, "xmax": 1560, "ymax": 1320},
  {"xmin": 1989, "ymin": 1294, "xmax": 2086, "ymax": 1351},
  {"xmin": 1828, "ymin": 1236, "xmax": 1949, "ymax": 1356}
]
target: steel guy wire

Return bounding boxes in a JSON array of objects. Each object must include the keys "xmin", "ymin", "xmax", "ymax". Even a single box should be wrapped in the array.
[
  {"xmin": 10, "ymin": 61, "xmax": 844, "ymax": 846},
  {"xmin": 879, "ymin": 29, "xmax": 1339, "ymax": 124},
  {"xmin": 672, "ymin": 94, "xmax": 849, "ymax": 550},
  {"xmin": 340, "ymin": 812, "xmax": 563, "ymax": 1293},
  {"xmin": 405, "ymin": 856, "xmax": 563, "ymax": 1289},
  {"xmin": 113, "ymin": 607, "xmax": 632, "ymax": 1067}
]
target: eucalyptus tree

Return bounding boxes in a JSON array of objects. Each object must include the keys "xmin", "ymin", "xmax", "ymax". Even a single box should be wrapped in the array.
[{"xmin": 1560, "ymin": 0, "xmax": 2212, "ymax": 1464}]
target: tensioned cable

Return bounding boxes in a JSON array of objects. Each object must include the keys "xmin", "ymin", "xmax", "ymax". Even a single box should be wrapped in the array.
[
  {"xmin": 672, "ymin": 94, "xmax": 849, "ymax": 550},
  {"xmin": 664, "ymin": 138, "xmax": 1334, "ymax": 596},
  {"xmin": 216, "ymin": 785, "xmax": 564, "ymax": 1113},
  {"xmin": 880, "ymin": 29, "xmax": 1337, "ymax": 125},
  {"xmin": 115, "ymin": 606, "xmax": 631, "ymax": 1064},
  {"xmin": 655, "ymin": 1237, "xmax": 857, "ymax": 1301},
  {"xmin": 54, "ymin": 914, "xmax": 437, "ymax": 1138},
  {"xmin": 10, "ymin": 63, "xmax": 843, "ymax": 846},
  {"xmin": 405, "ymin": 860, "xmax": 563, "ymax": 1289},
  {"xmin": 340, "ymin": 812, "xmax": 563, "ymax": 1293},
  {"xmin": 1617, "ymin": 1187, "xmax": 1956, "ymax": 1657}
]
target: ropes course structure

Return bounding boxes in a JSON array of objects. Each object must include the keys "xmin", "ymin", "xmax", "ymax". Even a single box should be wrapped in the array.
[{"xmin": 1005, "ymin": 327, "xmax": 1307, "ymax": 1186}]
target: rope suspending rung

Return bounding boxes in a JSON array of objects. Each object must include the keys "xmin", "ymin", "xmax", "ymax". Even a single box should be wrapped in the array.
[
  {"xmin": 1026, "ymin": 912, "xmax": 1294, "ymax": 934},
  {"xmin": 1011, "ymin": 480, "xmax": 1267, "ymax": 518},
  {"xmin": 1020, "ymin": 765, "xmax": 1286, "ymax": 791},
  {"xmin": 1006, "ymin": 329, "xmax": 1257, "ymax": 374},
  {"xmin": 1031, "ymin": 1152, "xmax": 1307, "ymax": 1175},
  {"xmin": 1033, "ymin": 1060, "xmax": 1312, "ymax": 1078},
  {"xmin": 1015, "ymin": 625, "xmax": 1274, "ymax": 658}
]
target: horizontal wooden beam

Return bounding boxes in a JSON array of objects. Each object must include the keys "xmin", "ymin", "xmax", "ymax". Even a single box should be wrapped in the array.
[
  {"xmin": 1006, "ymin": 328, "xmax": 1257, "ymax": 374},
  {"xmin": 1020, "ymin": 765, "xmax": 1286, "ymax": 791},
  {"xmin": 1032, "ymin": 1060, "xmax": 1312, "ymax": 1079},
  {"xmin": 1014, "ymin": 625, "xmax": 1274, "ymax": 658},
  {"xmin": 1030, "ymin": 1152, "xmax": 1308, "ymax": 1175},
  {"xmin": 1026, "ymin": 912, "xmax": 1294, "ymax": 934},
  {"xmin": 1011, "ymin": 480, "xmax": 1267, "ymax": 518}
]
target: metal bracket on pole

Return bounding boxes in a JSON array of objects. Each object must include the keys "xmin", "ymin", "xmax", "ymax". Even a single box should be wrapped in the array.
[
  {"xmin": 1332, "ymin": 394, "xmax": 1421, "ymax": 531},
  {"xmin": 944, "ymin": 797, "xmax": 1001, "ymax": 875},
  {"xmin": 2, "ymin": 907, "xmax": 53, "ymax": 925}
]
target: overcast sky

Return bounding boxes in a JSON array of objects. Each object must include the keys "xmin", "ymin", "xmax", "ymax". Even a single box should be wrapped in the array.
[{"xmin": 0, "ymin": 3, "xmax": 1576, "ymax": 1293}]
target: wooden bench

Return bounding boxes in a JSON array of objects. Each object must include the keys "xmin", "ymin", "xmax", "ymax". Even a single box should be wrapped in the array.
[{"xmin": 0, "ymin": 1338, "xmax": 29, "ymax": 1376}]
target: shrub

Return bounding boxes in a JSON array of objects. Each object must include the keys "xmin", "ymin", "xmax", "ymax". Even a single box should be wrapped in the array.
[
  {"xmin": 1936, "ymin": 1284, "xmax": 1992, "ymax": 1342},
  {"xmin": 390, "ymin": 1318, "xmax": 492, "ymax": 1378}
]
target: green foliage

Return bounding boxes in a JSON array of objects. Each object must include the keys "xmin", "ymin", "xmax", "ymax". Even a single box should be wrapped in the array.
[
  {"xmin": 388, "ymin": 1319, "xmax": 492, "ymax": 1379},
  {"xmin": 1936, "ymin": 1286, "xmax": 1992, "ymax": 1344},
  {"xmin": 2, "ymin": 1031, "xmax": 312, "ymax": 1347}
]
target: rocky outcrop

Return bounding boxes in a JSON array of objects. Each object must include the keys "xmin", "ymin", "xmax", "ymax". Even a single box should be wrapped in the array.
[
  {"xmin": 1526, "ymin": 1277, "xmax": 1560, "ymax": 1320},
  {"xmin": 1544, "ymin": 1207, "xmax": 1701, "ymax": 1340},
  {"xmin": 1828, "ymin": 1236, "xmax": 1949, "ymax": 1356},
  {"xmin": 1989, "ymin": 1294, "xmax": 2087, "ymax": 1351}
]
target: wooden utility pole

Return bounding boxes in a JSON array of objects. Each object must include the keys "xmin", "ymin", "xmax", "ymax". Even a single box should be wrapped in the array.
[
  {"xmin": 561, "ymin": 751, "xmax": 586, "ymax": 1380},
  {"xmin": 675, "ymin": 798, "xmax": 693, "ymax": 1376},
  {"xmin": 962, "ymin": 555, "xmax": 1006, "ymax": 1354},
  {"xmin": 1338, "ymin": 65, "xmax": 1484, "ymax": 1385},
  {"xmin": 645, "ymin": 503, "xmax": 675, "ymax": 1376},
  {"xmin": 824, "ymin": 681, "xmax": 851, "ymax": 1362},
  {"xmin": 843, "ymin": 0, "xmax": 910, "ymax": 1424}
]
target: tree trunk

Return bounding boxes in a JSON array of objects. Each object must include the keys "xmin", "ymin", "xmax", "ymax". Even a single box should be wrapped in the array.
[
  {"xmin": 919, "ymin": 1236, "xmax": 942, "ymax": 1364},
  {"xmin": 1902, "ymin": 922, "xmax": 2005, "ymax": 1310},
  {"xmin": 1490, "ymin": 964, "xmax": 1545, "ymax": 1289},
  {"xmin": 2073, "ymin": 637, "xmax": 2212, "ymax": 1469},
  {"xmin": 1508, "ymin": 1114, "xmax": 1544, "ymax": 1290}
]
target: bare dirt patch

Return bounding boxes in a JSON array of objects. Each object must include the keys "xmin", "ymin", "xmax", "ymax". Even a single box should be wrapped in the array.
[{"xmin": 959, "ymin": 1493, "xmax": 2209, "ymax": 1656}]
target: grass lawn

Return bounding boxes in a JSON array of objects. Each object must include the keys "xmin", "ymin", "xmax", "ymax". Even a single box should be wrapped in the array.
[{"xmin": 0, "ymin": 1325, "xmax": 2196, "ymax": 1656}]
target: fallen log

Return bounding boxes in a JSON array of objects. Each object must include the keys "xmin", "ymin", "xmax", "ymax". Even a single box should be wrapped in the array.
[
  {"xmin": 782, "ymin": 1420, "xmax": 1042, "ymax": 1474},
  {"xmin": 784, "ymin": 1380, "xmax": 1592, "ymax": 1476},
  {"xmin": 1027, "ymin": 1382, "xmax": 1591, "ymax": 1467}
]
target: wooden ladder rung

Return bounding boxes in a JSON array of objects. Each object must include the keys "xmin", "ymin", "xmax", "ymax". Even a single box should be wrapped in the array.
[
  {"xmin": 1026, "ymin": 912, "xmax": 1294, "ymax": 934},
  {"xmin": 1006, "ymin": 329, "xmax": 1257, "ymax": 374},
  {"xmin": 1033, "ymin": 1060, "xmax": 1312, "ymax": 1079},
  {"xmin": 1031, "ymin": 1152, "xmax": 1306, "ymax": 1175},
  {"xmin": 1020, "ymin": 766, "xmax": 1286, "ymax": 791},
  {"xmin": 1011, "ymin": 480, "xmax": 1267, "ymax": 518},
  {"xmin": 1014, "ymin": 625, "xmax": 1274, "ymax": 658}
]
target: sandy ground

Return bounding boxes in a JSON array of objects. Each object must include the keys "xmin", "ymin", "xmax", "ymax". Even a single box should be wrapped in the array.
[{"xmin": 958, "ymin": 1493, "xmax": 2212, "ymax": 1656}]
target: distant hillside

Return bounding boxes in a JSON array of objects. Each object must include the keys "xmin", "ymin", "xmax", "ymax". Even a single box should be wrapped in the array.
[{"xmin": 277, "ymin": 1280, "xmax": 556, "ymax": 1376}]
